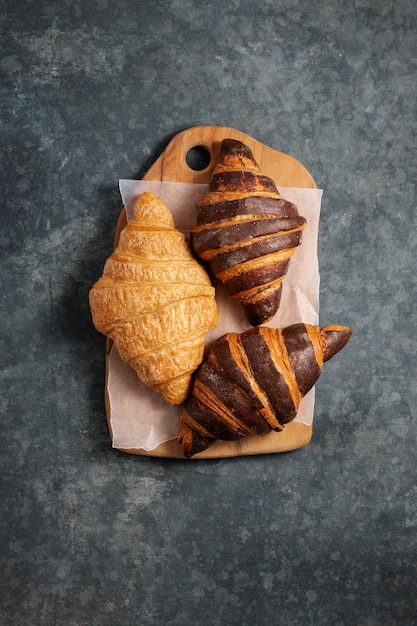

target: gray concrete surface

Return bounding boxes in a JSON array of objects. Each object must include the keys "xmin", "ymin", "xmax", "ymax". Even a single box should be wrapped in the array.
[{"xmin": 1, "ymin": 1, "xmax": 416, "ymax": 624}]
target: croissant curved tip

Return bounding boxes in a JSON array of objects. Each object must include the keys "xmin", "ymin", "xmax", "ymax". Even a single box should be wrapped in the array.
[
  {"xmin": 132, "ymin": 191, "xmax": 175, "ymax": 228},
  {"xmin": 178, "ymin": 419, "xmax": 214, "ymax": 458},
  {"xmin": 320, "ymin": 325, "xmax": 352, "ymax": 362},
  {"xmin": 221, "ymin": 137, "xmax": 256, "ymax": 161},
  {"xmin": 243, "ymin": 288, "xmax": 282, "ymax": 326}
]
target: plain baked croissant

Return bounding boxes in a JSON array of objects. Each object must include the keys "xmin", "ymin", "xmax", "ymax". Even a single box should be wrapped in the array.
[
  {"xmin": 89, "ymin": 191, "xmax": 218, "ymax": 405},
  {"xmin": 178, "ymin": 323, "xmax": 351, "ymax": 457},
  {"xmin": 191, "ymin": 138, "xmax": 307, "ymax": 326}
]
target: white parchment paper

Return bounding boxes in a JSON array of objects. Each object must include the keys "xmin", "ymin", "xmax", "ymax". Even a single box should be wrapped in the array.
[{"xmin": 107, "ymin": 180, "xmax": 323, "ymax": 450}]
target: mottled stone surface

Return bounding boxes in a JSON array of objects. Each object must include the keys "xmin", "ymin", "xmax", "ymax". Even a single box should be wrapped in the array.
[{"xmin": 1, "ymin": 1, "xmax": 416, "ymax": 624}]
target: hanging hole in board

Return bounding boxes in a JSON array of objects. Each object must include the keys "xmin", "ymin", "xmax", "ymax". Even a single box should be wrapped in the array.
[{"xmin": 186, "ymin": 145, "xmax": 211, "ymax": 171}]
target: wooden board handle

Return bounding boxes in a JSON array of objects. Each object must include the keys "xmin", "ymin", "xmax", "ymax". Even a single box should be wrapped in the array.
[{"xmin": 144, "ymin": 125, "xmax": 317, "ymax": 188}]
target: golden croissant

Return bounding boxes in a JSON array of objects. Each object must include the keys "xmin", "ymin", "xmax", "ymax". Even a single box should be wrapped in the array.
[
  {"xmin": 178, "ymin": 323, "xmax": 351, "ymax": 457},
  {"xmin": 191, "ymin": 138, "xmax": 307, "ymax": 326},
  {"xmin": 89, "ymin": 191, "xmax": 218, "ymax": 405}
]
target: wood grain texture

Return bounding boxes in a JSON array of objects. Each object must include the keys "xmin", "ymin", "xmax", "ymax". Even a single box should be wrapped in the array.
[{"xmin": 105, "ymin": 125, "xmax": 317, "ymax": 459}]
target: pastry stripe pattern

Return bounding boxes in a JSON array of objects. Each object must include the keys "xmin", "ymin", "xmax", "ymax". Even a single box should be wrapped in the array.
[
  {"xmin": 178, "ymin": 323, "xmax": 352, "ymax": 457},
  {"xmin": 190, "ymin": 138, "xmax": 307, "ymax": 326}
]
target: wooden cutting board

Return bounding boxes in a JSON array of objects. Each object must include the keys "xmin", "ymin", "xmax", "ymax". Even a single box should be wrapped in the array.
[{"xmin": 105, "ymin": 125, "xmax": 317, "ymax": 459}]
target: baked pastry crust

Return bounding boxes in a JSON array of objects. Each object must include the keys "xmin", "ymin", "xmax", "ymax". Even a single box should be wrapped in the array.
[
  {"xmin": 191, "ymin": 139, "xmax": 307, "ymax": 326},
  {"xmin": 89, "ymin": 191, "xmax": 218, "ymax": 405},
  {"xmin": 178, "ymin": 323, "xmax": 352, "ymax": 457}
]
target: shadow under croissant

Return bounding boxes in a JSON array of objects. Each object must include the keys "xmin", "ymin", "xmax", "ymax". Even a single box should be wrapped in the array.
[{"xmin": 178, "ymin": 323, "xmax": 352, "ymax": 458}]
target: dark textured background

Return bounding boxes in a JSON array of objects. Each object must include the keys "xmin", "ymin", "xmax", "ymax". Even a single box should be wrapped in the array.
[{"xmin": 1, "ymin": 1, "xmax": 416, "ymax": 624}]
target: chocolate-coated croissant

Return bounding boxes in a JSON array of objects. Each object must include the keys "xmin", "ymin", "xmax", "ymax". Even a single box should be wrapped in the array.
[
  {"xmin": 191, "ymin": 139, "xmax": 307, "ymax": 326},
  {"xmin": 89, "ymin": 191, "xmax": 218, "ymax": 405},
  {"xmin": 178, "ymin": 323, "xmax": 351, "ymax": 457}
]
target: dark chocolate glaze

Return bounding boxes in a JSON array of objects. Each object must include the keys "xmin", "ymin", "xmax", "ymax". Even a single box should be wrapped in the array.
[
  {"xmin": 180, "ymin": 323, "xmax": 352, "ymax": 457},
  {"xmin": 242, "ymin": 290, "xmax": 283, "ymax": 327},
  {"xmin": 180, "ymin": 427, "xmax": 215, "ymax": 458},
  {"xmin": 191, "ymin": 137, "xmax": 306, "ymax": 327},
  {"xmin": 191, "ymin": 215, "xmax": 305, "ymax": 256},
  {"xmin": 196, "ymin": 197, "xmax": 300, "ymax": 225},
  {"xmin": 211, "ymin": 335, "xmax": 265, "ymax": 413},
  {"xmin": 282, "ymin": 324, "xmax": 321, "ymax": 397},
  {"xmin": 322, "ymin": 326, "xmax": 352, "ymax": 362},
  {"xmin": 209, "ymin": 171, "xmax": 278, "ymax": 194},
  {"xmin": 207, "ymin": 231, "xmax": 302, "ymax": 276},
  {"xmin": 226, "ymin": 260, "xmax": 289, "ymax": 295},
  {"xmin": 196, "ymin": 356, "xmax": 272, "ymax": 436},
  {"xmin": 241, "ymin": 328, "xmax": 297, "ymax": 424},
  {"xmin": 183, "ymin": 393, "xmax": 243, "ymax": 441},
  {"xmin": 221, "ymin": 138, "xmax": 257, "ymax": 162}
]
